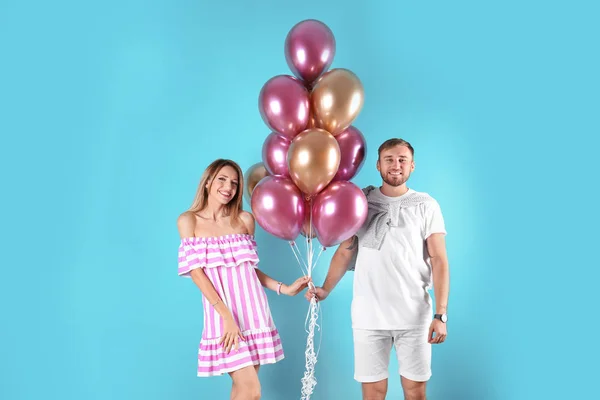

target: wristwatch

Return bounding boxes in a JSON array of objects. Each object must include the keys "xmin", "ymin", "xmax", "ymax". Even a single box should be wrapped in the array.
[{"xmin": 434, "ymin": 313, "xmax": 447, "ymax": 323}]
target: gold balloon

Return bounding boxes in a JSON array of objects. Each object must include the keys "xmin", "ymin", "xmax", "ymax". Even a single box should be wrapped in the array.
[
  {"xmin": 243, "ymin": 162, "xmax": 269, "ymax": 204},
  {"xmin": 288, "ymin": 128, "xmax": 341, "ymax": 197},
  {"xmin": 311, "ymin": 68, "xmax": 364, "ymax": 136}
]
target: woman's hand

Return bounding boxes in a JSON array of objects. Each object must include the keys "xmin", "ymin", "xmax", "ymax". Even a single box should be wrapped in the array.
[
  {"xmin": 281, "ymin": 276, "xmax": 312, "ymax": 296},
  {"xmin": 219, "ymin": 317, "xmax": 244, "ymax": 354}
]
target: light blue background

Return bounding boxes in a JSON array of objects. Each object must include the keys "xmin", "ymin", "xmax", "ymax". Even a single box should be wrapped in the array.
[{"xmin": 1, "ymin": 0, "xmax": 598, "ymax": 399}]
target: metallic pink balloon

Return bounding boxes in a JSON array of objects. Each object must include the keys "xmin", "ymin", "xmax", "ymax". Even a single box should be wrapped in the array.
[
  {"xmin": 285, "ymin": 19, "xmax": 336, "ymax": 85},
  {"xmin": 259, "ymin": 75, "xmax": 310, "ymax": 139},
  {"xmin": 332, "ymin": 126, "xmax": 367, "ymax": 182},
  {"xmin": 250, "ymin": 176, "xmax": 305, "ymax": 241},
  {"xmin": 262, "ymin": 132, "xmax": 291, "ymax": 177},
  {"xmin": 312, "ymin": 181, "xmax": 368, "ymax": 247}
]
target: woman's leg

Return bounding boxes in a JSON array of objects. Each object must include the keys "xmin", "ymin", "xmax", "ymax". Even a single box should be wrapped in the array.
[{"xmin": 229, "ymin": 365, "xmax": 261, "ymax": 400}]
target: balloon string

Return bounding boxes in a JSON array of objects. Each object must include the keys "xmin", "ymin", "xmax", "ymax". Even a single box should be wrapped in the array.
[
  {"xmin": 309, "ymin": 198, "xmax": 313, "ymax": 238},
  {"xmin": 309, "ymin": 239, "xmax": 313, "ymax": 275},
  {"xmin": 312, "ymin": 246, "xmax": 325, "ymax": 274},
  {"xmin": 300, "ymin": 197, "xmax": 322, "ymax": 400},
  {"xmin": 305, "ymin": 228, "xmax": 310, "ymax": 269},
  {"xmin": 316, "ymin": 300, "xmax": 323, "ymax": 358},
  {"xmin": 289, "ymin": 241, "xmax": 308, "ymax": 276},
  {"xmin": 307, "ymin": 245, "xmax": 325, "ymax": 357},
  {"xmin": 301, "ymin": 296, "xmax": 320, "ymax": 399},
  {"xmin": 307, "ymin": 198, "xmax": 314, "ymax": 273},
  {"xmin": 310, "ymin": 198, "xmax": 314, "ymax": 266}
]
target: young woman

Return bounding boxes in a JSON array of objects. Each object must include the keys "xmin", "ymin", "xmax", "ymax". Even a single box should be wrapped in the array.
[{"xmin": 177, "ymin": 159, "xmax": 310, "ymax": 400}]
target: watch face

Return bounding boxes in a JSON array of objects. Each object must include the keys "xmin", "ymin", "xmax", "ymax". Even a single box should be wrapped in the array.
[{"xmin": 441, "ymin": 314, "xmax": 448, "ymax": 323}]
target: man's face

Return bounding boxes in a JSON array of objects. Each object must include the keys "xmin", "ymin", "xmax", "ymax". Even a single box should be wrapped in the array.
[{"xmin": 376, "ymin": 145, "xmax": 415, "ymax": 187}]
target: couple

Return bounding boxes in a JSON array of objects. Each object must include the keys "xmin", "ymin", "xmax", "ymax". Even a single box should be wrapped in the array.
[{"xmin": 177, "ymin": 138, "xmax": 450, "ymax": 400}]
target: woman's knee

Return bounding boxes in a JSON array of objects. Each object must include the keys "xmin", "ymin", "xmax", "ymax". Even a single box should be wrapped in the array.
[{"xmin": 230, "ymin": 366, "xmax": 261, "ymax": 399}]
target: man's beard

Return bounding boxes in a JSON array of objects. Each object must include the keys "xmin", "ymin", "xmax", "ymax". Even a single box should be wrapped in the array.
[{"xmin": 380, "ymin": 171, "xmax": 409, "ymax": 187}]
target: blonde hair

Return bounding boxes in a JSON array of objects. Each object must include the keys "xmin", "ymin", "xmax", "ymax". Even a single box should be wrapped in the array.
[{"xmin": 188, "ymin": 159, "xmax": 244, "ymax": 224}]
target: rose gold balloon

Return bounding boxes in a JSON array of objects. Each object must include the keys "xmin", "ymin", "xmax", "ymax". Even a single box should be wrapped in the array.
[
  {"xmin": 312, "ymin": 181, "xmax": 368, "ymax": 247},
  {"xmin": 243, "ymin": 162, "xmax": 269, "ymax": 204},
  {"xmin": 258, "ymin": 75, "xmax": 310, "ymax": 139},
  {"xmin": 262, "ymin": 132, "xmax": 291, "ymax": 177},
  {"xmin": 311, "ymin": 68, "xmax": 364, "ymax": 136},
  {"xmin": 285, "ymin": 19, "xmax": 336, "ymax": 85},
  {"xmin": 287, "ymin": 128, "xmax": 341, "ymax": 197},
  {"xmin": 332, "ymin": 125, "xmax": 367, "ymax": 182},
  {"xmin": 250, "ymin": 176, "xmax": 305, "ymax": 241}
]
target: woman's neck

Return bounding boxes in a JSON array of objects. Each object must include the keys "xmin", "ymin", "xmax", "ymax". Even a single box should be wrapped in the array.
[{"xmin": 200, "ymin": 197, "xmax": 227, "ymax": 221}]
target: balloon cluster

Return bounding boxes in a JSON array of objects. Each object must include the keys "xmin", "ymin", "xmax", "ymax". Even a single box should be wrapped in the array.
[{"xmin": 245, "ymin": 19, "xmax": 368, "ymax": 248}]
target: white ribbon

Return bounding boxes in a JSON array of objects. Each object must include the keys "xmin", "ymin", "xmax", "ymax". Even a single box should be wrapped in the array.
[
  {"xmin": 301, "ymin": 292, "xmax": 321, "ymax": 400},
  {"xmin": 289, "ymin": 203, "xmax": 325, "ymax": 400}
]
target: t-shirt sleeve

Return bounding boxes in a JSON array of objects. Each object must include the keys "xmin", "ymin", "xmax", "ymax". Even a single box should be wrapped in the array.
[{"xmin": 423, "ymin": 200, "xmax": 447, "ymax": 239}]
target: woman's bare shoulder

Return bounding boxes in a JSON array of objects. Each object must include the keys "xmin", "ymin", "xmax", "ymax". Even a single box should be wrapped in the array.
[
  {"xmin": 177, "ymin": 211, "xmax": 197, "ymax": 238},
  {"xmin": 239, "ymin": 211, "xmax": 255, "ymax": 235}
]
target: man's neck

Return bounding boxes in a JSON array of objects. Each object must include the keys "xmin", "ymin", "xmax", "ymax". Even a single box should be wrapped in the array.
[{"xmin": 380, "ymin": 183, "xmax": 409, "ymax": 197}]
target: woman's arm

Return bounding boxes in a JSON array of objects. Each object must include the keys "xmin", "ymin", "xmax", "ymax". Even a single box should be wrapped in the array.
[
  {"xmin": 177, "ymin": 212, "xmax": 234, "ymax": 320},
  {"xmin": 239, "ymin": 211, "xmax": 310, "ymax": 296},
  {"xmin": 254, "ymin": 269, "xmax": 310, "ymax": 296},
  {"xmin": 254, "ymin": 269, "xmax": 284, "ymax": 293}
]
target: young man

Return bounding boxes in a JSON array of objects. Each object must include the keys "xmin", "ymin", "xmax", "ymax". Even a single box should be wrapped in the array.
[{"xmin": 306, "ymin": 138, "xmax": 450, "ymax": 400}]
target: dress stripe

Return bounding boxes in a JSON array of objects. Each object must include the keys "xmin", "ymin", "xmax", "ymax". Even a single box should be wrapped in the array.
[
  {"xmin": 246, "ymin": 266, "xmax": 263, "ymax": 329},
  {"xmin": 178, "ymin": 234, "xmax": 284, "ymax": 377},
  {"xmin": 239, "ymin": 267, "xmax": 254, "ymax": 331},
  {"xmin": 253, "ymin": 274, "xmax": 268, "ymax": 326}
]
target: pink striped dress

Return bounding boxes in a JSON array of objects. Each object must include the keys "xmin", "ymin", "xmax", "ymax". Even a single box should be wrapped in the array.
[{"xmin": 178, "ymin": 233, "xmax": 284, "ymax": 377}]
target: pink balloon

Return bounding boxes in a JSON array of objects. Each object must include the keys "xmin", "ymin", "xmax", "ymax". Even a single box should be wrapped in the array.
[
  {"xmin": 312, "ymin": 181, "xmax": 368, "ymax": 247},
  {"xmin": 259, "ymin": 75, "xmax": 310, "ymax": 139},
  {"xmin": 262, "ymin": 132, "xmax": 291, "ymax": 177},
  {"xmin": 332, "ymin": 126, "xmax": 367, "ymax": 182},
  {"xmin": 285, "ymin": 19, "xmax": 336, "ymax": 85},
  {"xmin": 250, "ymin": 176, "xmax": 305, "ymax": 241}
]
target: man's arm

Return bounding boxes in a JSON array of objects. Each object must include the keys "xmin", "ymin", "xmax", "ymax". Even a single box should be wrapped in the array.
[
  {"xmin": 427, "ymin": 233, "xmax": 449, "ymax": 315},
  {"xmin": 305, "ymin": 235, "xmax": 358, "ymax": 301}
]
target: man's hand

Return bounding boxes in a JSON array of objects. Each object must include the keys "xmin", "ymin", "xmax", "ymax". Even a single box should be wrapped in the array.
[
  {"xmin": 428, "ymin": 319, "xmax": 447, "ymax": 344},
  {"xmin": 304, "ymin": 286, "xmax": 330, "ymax": 302},
  {"xmin": 302, "ymin": 236, "xmax": 356, "ymax": 303}
]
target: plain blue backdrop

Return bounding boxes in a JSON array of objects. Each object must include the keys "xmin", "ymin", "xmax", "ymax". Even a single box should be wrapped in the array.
[{"xmin": 1, "ymin": 0, "xmax": 598, "ymax": 399}]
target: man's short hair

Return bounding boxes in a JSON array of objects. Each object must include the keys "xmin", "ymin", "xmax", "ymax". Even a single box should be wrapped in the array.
[{"xmin": 377, "ymin": 138, "xmax": 414, "ymax": 159}]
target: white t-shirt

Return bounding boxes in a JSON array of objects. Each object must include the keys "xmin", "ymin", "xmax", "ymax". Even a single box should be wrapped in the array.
[{"xmin": 351, "ymin": 187, "xmax": 446, "ymax": 330}]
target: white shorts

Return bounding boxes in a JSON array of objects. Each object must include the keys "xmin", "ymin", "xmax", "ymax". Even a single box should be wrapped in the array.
[{"xmin": 353, "ymin": 328, "xmax": 431, "ymax": 383}]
